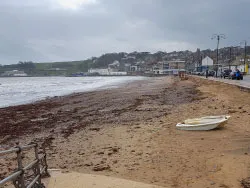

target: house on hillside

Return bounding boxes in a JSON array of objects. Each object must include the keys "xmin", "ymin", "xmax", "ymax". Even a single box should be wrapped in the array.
[
  {"xmin": 124, "ymin": 63, "xmax": 131, "ymax": 72},
  {"xmin": 130, "ymin": 65, "xmax": 140, "ymax": 72},
  {"xmin": 108, "ymin": 61, "xmax": 120, "ymax": 72}
]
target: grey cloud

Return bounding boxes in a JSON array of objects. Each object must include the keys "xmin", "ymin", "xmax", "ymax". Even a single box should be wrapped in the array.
[{"xmin": 0, "ymin": 0, "xmax": 250, "ymax": 64}]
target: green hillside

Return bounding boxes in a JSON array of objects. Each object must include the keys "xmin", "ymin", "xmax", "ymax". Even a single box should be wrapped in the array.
[{"xmin": 0, "ymin": 60, "xmax": 93, "ymax": 76}]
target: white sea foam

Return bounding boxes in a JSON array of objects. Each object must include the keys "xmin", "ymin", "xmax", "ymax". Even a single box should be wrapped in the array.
[{"xmin": 0, "ymin": 76, "xmax": 147, "ymax": 108}]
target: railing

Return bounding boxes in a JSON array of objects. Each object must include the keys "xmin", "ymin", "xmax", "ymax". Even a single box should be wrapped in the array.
[{"xmin": 0, "ymin": 142, "xmax": 49, "ymax": 188}]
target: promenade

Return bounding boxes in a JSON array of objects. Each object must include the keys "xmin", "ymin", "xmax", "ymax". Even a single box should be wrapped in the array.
[{"xmin": 199, "ymin": 75, "xmax": 250, "ymax": 89}]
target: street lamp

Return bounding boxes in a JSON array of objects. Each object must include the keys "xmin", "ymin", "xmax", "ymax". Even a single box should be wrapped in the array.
[
  {"xmin": 211, "ymin": 34, "xmax": 226, "ymax": 77},
  {"xmin": 228, "ymin": 45, "xmax": 237, "ymax": 70},
  {"xmin": 240, "ymin": 40, "xmax": 247, "ymax": 73}
]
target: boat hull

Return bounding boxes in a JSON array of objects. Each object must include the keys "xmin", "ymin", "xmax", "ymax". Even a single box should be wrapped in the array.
[{"xmin": 176, "ymin": 115, "xmax": 230, "ymax": 131}]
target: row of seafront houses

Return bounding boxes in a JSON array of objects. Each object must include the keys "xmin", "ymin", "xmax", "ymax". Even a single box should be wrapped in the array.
[
  {"xmin": 89, "ymin": 56, "xmax": 250, "ymax": 76},
  {"xmin": 88, "ymin": 59, "xmax": 186, "ymax": 76},
  {"xmin": 194, "ymin": 56, "xmax": 250, "ymax": 74},
  {"xmin": 2, "ymin": 56, "xmax": 250, "ymax": 77},
  {"xmin": 88, "ymin": 60, "xmax": 128, "ymax": 76}
]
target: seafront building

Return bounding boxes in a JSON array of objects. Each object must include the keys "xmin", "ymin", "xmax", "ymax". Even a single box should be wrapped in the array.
[
  {"xmin": 88, "ymin": 68, "xmax": 127, "ymax": 75},
  {"xmin": 228, "ymin": 56, "xmax": 250, "ymax": 74},
  {"xmin": 1, "ymin": 70, "xmax": 28, "ymax": 77},
  {"xmin": 193, "ymin": 56, "xmax": 214, "ymax": 72},
  {"xmin": 152, "ymin": 59, "xmax": 186, "ymax": 75},
  {"xmin": 193, "ymin": 55, "xmax": 250, "ymax": 75},
  {"xmin": 201, "ymin": 56, "xmax": 214, "ymax": 70},
  {"xmin": 88, "ymin": 60, "xmax": 128, "ymax": 76}
]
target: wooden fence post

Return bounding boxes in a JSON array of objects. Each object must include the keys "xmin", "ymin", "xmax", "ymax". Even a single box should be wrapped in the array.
[
  {"xmin": 15, "ymin": 143, "xmax": 25, "ymax": 188},
  {"xmin": 42, "ymin": 147, "xmax": 50, "ymax": 177},
  {"xmin": 34, "ymin": 143, "xmax": 42, "ymax": 185}
]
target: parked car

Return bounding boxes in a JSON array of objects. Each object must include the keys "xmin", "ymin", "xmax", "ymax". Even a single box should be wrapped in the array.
[
  {"xmin": 222, "ymin": 69, "xmax": 232, "ymax": 79},
  {"xmin": 200, "ymin": 71, "xmax": 206, "ymax": 76},
  {"xmin": 192, "ymin": 71, "xmax": 203, "ymax": 76},
  {"xmin": 229, "ymin": 71, "xmax": 243, "ymax": 80},
  {"xmin": 208, "ymin": 70, "xmax": 215, "ymax": 77}
]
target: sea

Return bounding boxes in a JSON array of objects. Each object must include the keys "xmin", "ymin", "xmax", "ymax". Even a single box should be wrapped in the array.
[{"xmin": 0, "ymin": 76, "xmax": 147, "ymax": 108}]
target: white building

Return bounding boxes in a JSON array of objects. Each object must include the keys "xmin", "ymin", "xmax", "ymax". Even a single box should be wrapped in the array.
[
  {"xmin": 202, "ymin": 56, "xmax": 213, "ymax": 67},
  {"xmin": 130, "ymin": 65, "xmax": 140, "ymax": 72},
  {"xmin": 109, "ymin": 72, "xmax": 127, "ymax": 76},
  {"xmin": 1, "ymin": 70, "xmax": 27, "ymax": 77},
  {"xmin": 108, "ymin": 61, "xmax": 120, "ymax": 70},
  {"xmin": 153, "ymin": 60, "xmax": 186, "ymax": 75},
  {"xmin": 88, "ymin": 68, "xmax": 110, "ymax": 75},
  {"xmin": 88, "ymin": 68, "xmax": 127, "ymax": 76}
]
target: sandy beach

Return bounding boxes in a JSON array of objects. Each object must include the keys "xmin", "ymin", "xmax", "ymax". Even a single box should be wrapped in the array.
[{"xmin": 1, "ymin": 76, "xmax": 250, "ymax": 188}]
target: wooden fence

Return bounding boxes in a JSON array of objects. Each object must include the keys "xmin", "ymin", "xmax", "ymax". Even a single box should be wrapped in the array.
[{"xmin": 0, "ymin": 142, "xmax": 49, "ymax": 188}]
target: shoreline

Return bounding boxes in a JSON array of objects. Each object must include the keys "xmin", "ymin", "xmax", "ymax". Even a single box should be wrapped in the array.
[
  {"xmin": 0, "ymin": 76, "xmax": 148, "ymax": 109},
  {"xmin": 0, "ymin": 77, "xmax": 167, "ymax": 143},
  {"xmin": 1, "ymin": 76, "xmax": 250, "ymax": 187}
]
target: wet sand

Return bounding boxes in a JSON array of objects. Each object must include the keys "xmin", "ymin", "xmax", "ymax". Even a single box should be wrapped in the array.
[{"xmin": 1, "ymin": 76, "xmax": 250, "ymax": 188}]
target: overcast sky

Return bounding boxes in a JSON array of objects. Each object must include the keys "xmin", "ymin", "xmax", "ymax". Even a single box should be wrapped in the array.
[{"xmin": 0, "ymin": 0, "xmax": 250, "ymax": 64}]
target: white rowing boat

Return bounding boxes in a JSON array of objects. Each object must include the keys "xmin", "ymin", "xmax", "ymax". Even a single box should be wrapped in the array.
[{"xmin": 176, "ymin": 115, "xmax": 230, "ymax": 131}]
